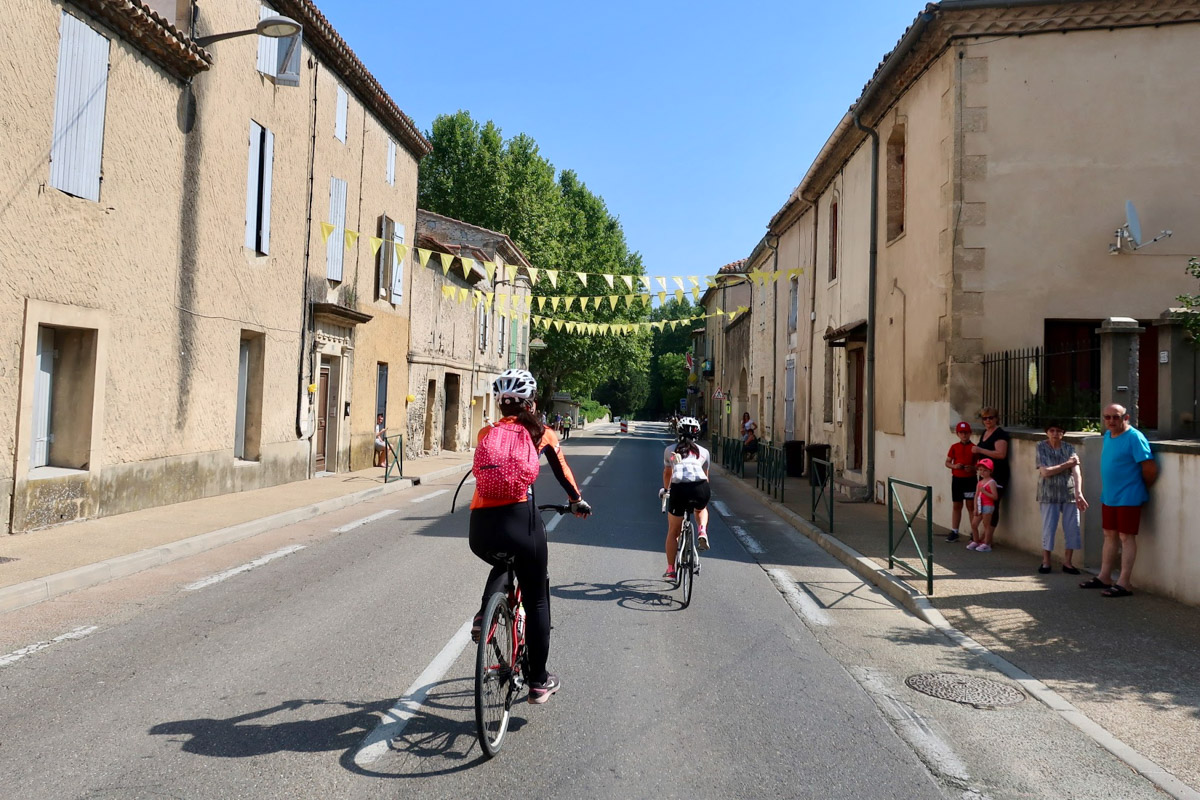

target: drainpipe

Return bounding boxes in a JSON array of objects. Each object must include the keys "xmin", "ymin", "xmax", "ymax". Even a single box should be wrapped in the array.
[
  {"xmin": 853, "ymin": 110, "xmax": 879, "ymax": 501},
  {"xmin": 766, "ymin": 235, "xmax": 779, "ymax": 443},
  {"xmin": 296, "ymin": 60, "xmax": 320, "ymax": 471},
  {"xmin": 801, "ymin": 195, "xmax": 819, "ymax": 451}
]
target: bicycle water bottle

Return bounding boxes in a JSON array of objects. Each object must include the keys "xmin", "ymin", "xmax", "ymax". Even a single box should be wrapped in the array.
[{"xmin": 515, "ymin": 603, "xmax": 527, "ymax": 644}]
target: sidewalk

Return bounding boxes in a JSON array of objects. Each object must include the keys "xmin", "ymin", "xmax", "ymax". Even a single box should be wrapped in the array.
[
  {"xmin": 0, "ymin": 450, "xmax": 474, "ymax": 614},
  {"xmin": 718, "ymin": 460, "xmax": 1200, "ymax": 798}
]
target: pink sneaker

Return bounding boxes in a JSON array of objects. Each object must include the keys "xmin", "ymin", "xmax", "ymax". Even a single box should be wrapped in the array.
[
  {"xmin": 975, "ymin": 544, "xmax": 992, "ymax": 552},
  {"xmin": 966, "ymin": 541, "xmax": 979, "ymax": 550}
]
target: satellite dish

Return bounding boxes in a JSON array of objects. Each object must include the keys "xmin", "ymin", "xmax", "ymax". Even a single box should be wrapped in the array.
[{"xmin": 1125, "ymin": 201, "xmax": 1143, "ymax": 248}]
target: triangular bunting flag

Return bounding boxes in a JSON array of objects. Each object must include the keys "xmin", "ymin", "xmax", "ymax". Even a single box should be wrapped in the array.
[
  {"xmin": 657, "ymin": 291, "xmax": 667, "ymax": 304},
  {"xmin": 456, "ymin": 287, "xmax": 468, "ymax": 303},
  {"xmin": 344, "ymin": 230, "xmax": 359, "ymax": 249},
  {"xmin": 672, "ymin": 277, "xmax": 685, "ymax": 290},
  {"xmin": 395, "ymin": 244, "xmax": 409, "ymax": 264},
  {"xmin": 621, "ymin": 275, "xmax": 634, "ymax": 291},
  {"xmin": 706, "ymin": 278, "xmax": 717, "ymax": 288},
  {"xmin": 688, "ymin": 276, "xmax": 700, "ymax": 288},
  {"xmin": 526, "ymin": 267, "xmax": 539, "ymax": 286},
  {"xmin": 607, "ymin": 296, "xmax": 618, "ymax": 310},
  {"xmin": 554, "ymin": 320, "xmax": 564, "ymax": 332},
  {"xmin": 441, "ymin": 285, "xmax": 454, "ymax": 299},
  {"xmin": 599, "ymin": 324, "xmax": 610, "ymax": 335},
  {"xmin": 656, "ymin": 277, "xmax": 668, "ymax": 291},
  {"xmin": 537, "ymin": 296, "xmax": 547, "ymax": 311},
  {"xmin": 471, "ymin": 293, "xmax": 480, "ymax": 309},
  {"xmin": 550, "ymin": 296, "xmax": 560, "ymax": 311},
  {"xmin": 546, "ymin": 270, "xmax": 559, "ymax": 288},
  {"xmin": 418, "ymin": 248, "xmax": 434, "ymax": 268},
  {"xmin": 441, "ymin": 254, "xmax": 453, "ymax": 275},
  {"xmin": 460, "ymin": 257, "xmax": 474, "ymax": 279},
  {"xmin": 485, "ymin": 292, "xmax": 494, "ymax": 310},
  {"xmin": 320, "ymin": 222, "xmax": 336, "ymax": 243},
  {"xmin": 640, "ymin": 276, "xmax": 653, "ymax": 291},
  {"xmin": 692, "ymin": 287, "xmax": 701, "ymax": 302},
  {"xmin": 484, "ymin": 261, "xmax": 496, "ymax": 281},
  {"xmin": 675, "ymin": 290, "xmax": 685, "ymax": 302},
  {"xmin": 369, "ymin": 236, "xmax": 384, "ymax": 257},
  {"xmin": 575, "ymin": 272, "xmax": 588, "ymax": 287},
  {"xmin": 603, "ymin": 274, "xmax": 615, "ymax": 289}
]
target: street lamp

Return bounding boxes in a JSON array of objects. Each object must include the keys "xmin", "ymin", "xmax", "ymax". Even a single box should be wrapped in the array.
[
  {"xmin": 528, "ymin": 338, "xmax": 547, "ymax": 351},
  {"xmin": 195, "ymin": 15, "xmax": 301, "ymax": 47}
]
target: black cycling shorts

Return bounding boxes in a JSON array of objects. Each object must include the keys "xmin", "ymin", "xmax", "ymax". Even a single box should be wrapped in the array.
[{"xmin": 668, "ymin": 480, "xmax": 710, "ymax": 517}]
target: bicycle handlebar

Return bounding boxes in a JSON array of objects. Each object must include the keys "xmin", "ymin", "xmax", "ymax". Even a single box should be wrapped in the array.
[{"xmin": 537, "ymin": 504, "xmax": 573, "ymax": 515}]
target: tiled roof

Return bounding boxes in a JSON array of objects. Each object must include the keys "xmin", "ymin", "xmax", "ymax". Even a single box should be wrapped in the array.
[
  {"xmin": 72, "ymin": 0, "xmax": 211, "ymax": 80},
  {"xmin": 416, "ymin": 209, "xmax": 533, "ymax": 269},
  {"xmin": 718, "ymin": 259, "xmax": 747, "ymax": 274}
]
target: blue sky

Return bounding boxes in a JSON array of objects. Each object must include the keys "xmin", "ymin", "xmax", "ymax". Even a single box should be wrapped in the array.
[{"xmin": 319, "ymin": 0, "xmax": 924, "ymax": 279}]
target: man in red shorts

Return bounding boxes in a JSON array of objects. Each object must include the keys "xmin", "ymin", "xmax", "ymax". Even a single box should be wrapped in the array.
[{"xmin": 1080, "ymin": 403, "xmax": 1157, "ymax": 597}]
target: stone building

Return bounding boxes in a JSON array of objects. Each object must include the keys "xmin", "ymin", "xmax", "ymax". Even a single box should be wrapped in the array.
[{"xmin": 0, "ymin": 0, "xmax": 426, "ymax": 533}]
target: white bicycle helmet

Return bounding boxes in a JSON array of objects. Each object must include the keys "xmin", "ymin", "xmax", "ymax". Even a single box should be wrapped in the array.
[
  {"xmin": 493, "ymin": 368, "xmax": 537, "ymax": 402},
  {"xmin": 678, "ymin": 416, "xmax": 701, "ymax": 439}
]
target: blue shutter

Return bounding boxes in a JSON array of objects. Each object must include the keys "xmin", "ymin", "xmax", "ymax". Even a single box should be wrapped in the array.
[
  {"xmin": 260, "ymin": 128, "xmax": 274, "ymax": 253},
  {"xmin": 391, "ymin": 222, "xmax": 405, "ymax": 302},
  {"xmin": 275, "ymin": 31, "xmax": 301, "ymax": 87},
  {"xmin": 256, "ymin": 6, "xmax": 276, "ymax": 75},
  {"xmin": 335, "ymin": 86, "xmax": 348, "ymax": 143},
  {"xmin": 50, "ymin": 12, "xmax": 110, "ymax": 202},
  {"xmin": 326, "ymin": 177, "xmax": 347, "ymax": 281},
  {"xmin": 244, "ymin": 121, "xmax": 262, "ymax": 250}
]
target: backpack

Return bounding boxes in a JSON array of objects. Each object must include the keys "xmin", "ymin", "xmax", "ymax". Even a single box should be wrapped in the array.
[{"xmin": 473, "ymin": 421, "xmax": 541, "ymax": 502}]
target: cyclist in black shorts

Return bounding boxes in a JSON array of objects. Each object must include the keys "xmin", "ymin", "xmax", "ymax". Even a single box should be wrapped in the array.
[{"xmin": 658, "ymin": 416, "xmax": 711, "ymax": 580}]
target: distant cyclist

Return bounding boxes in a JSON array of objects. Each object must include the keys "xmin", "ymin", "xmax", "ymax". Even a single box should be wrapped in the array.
[
  {"xmin": 659, "ymin": 416, "xmax": 711, "ymax": 580},
  {"xmin": 468, "ymin": 369, "xmax": 591, "ymax": 705}
]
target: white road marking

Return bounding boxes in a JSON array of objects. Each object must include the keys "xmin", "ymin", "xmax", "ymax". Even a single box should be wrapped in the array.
[
  {"xmin": 768, "ymin": 569, "xmax": 833, "ymax": 627},
  {"xmin": 183, "ymin": 545, "xmax": 306, "ymax": 591},
  {"xmin": 410, "ymin": 489, "xmax": 450, "ymax": 504},
  {"xmin": 1, "ymin": 626, "xmax": 98, "ymax": 668},
  {"xmin": 332, "ymin": 509, "xmax": 397, "ymax": 533},
  {"xmin": 354, "ymin": 618, "xmax": 473, "ymax": 765},
  {"xmin": 711, "ymin": 500, "xmax": 732, "ymax": 517},
  {"xmin": 730, "ymin": 525, "xmax": 765, "ymax": 555},
  {"xmin": 582, "ymin": 475, "xmax": 593, "ymax": 485},
  {"xmin": 590, "ymin": 466, "xmax": 600, "ymax": 475},
  {"xmin": 546, "ymin": 511, "xmax": 568, "ymax": 532}
]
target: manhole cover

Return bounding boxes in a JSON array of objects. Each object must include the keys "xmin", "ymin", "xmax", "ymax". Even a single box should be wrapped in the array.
[{"xmin": 905, "ymin": 672, "xmax": 1025, "ymax": 708}]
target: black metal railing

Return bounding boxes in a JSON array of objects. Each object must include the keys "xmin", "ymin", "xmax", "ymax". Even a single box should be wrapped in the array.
[
  {"xmin": 384, "ymin": 434, "xmax": 404, "ymax": 482},
  {"xmin": 755, "ymin": 441, "xmax": 786, "ymax": 502},
  {"xmin": 982, "ymin": 345, "xmax": 1101, "ymax": 430},
  {"xmin": 887, "ymin": 477, "xmax": 933, "ymax": 596},
  {"xmin": 810, "ymin": 458, "xmax": 833, "ymax": 532}
]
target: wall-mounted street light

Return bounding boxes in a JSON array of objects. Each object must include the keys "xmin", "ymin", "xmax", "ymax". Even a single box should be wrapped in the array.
[
  {"xmin": 528, "ymin": 338, "xmax": 548, "ymax": 351},
  {"xmin": 195, "ymin": 15, "xmax": 301, "ymax": 47}
]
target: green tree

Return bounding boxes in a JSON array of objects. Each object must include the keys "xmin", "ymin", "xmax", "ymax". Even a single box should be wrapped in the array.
[
  {"xmin": 656, "ymin": 352, "xmax": 689, "ymax": 415},
  {"xmin": 1178, "ymin": 258, "xmax": 1200, "ymax": 346}
]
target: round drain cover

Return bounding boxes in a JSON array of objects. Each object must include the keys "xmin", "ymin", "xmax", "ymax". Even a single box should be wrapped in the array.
[{"xmin": 905, "ymin": 672, "xmax": 1025, "ymax": 708}]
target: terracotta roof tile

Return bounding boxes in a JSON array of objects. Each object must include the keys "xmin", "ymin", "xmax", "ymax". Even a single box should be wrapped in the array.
[{"xmin": 72, "ymin": 0, "xmax": 211, "ymax": 80}]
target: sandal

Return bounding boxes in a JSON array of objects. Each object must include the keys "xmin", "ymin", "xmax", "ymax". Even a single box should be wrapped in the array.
[
  {"xmin": 1079, "ymin": 577, "xmax": 1110, "ymax": 589},
  {"xmin": 1062, "ymin": 565, "xmax": 1080, "ymax": 575},
  {"xmin": 1101, "ymin": 585, "xmax": 1133, "ymax": 598}
]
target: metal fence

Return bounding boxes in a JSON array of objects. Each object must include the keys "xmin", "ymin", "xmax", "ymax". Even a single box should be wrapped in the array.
[
  {"xmin": 755, "ymin": 441, "xmax": 786, "ymax": 502},
  {"xmin": 982, "ymin": 345, "xmax": 1101, "ymax": 430},
  {"xmin": 383, "ymin": 434, "xmax": 404, "ymax": 482},
  {"xmin": 810, "ymin": 458, "xmax": 833, "ymax": 532},
  {"xmin": 887, "ymin": 477, "xmax": 933, "ymax": 596},
  {"xmin": 714, "ymin": 435, "xmax": 744, "ymax": 477}
]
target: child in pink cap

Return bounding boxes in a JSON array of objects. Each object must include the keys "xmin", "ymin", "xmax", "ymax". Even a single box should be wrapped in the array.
[{"xmin": 968, "ymin": 458, "xmax": 1000, "ymax": 552}]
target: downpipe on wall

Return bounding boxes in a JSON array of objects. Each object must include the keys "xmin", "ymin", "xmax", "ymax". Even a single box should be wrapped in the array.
[{"xmin": 852, "ymin": 111, "xmax": 879, "ymax": 499}]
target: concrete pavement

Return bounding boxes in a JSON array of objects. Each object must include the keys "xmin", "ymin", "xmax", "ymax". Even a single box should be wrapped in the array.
[{"xmin": 718, "ymin": 456, "xmax": 1200, "ymax": 798}]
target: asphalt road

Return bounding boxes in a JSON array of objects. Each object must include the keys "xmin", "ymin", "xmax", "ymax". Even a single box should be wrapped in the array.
[{"xmin": 0, "ymin": 423, "xmax": 1167, "ymax": 799}]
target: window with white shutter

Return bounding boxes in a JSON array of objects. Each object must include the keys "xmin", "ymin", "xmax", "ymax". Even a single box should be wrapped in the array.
[
  {"xmin": 335, "ymin": 86, "xmax": 348, "ymax": 143},
  {"xmin": 327, "ymin": 177, "xmax": 347, "ymax": 281},
  {"xmin": 386, "ymin": 139, "xmax": 396, "ymax": 185},
  {"xmin": 391, "ymin": 223, "xmax": 405, "ymax": 303},
  {"xmin": 50, "ymin": 12, "xmax": 110, "ymax": 202},
  {"xmin": 244, "ymin": 121, "xmax": 274, "ymax": 254},
  {"xmin": 375, "ymin": 215, "xmax": 393, "ymax": 299},
  {"xmin": 257, "ymin": 5, "xmax": 301, "ymax": 86}
]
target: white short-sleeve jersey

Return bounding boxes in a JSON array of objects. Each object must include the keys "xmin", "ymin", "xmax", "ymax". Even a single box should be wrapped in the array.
[{"xmin": 664, "ymin": 444, "xmax": 710, "ymax": 484}]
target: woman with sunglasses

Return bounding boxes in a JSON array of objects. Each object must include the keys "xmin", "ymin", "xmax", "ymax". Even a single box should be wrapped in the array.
[{"xmin": 972, "ymin": 407, "xmax": 1011, "ymax": 534}]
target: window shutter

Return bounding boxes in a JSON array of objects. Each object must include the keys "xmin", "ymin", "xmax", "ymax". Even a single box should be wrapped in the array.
[
  {"xmin": 50, "ymin": 12, "xmax": 110, "ymax": 202},
  {"xmin": 260, "ymin": 128, "xmax": 274, "ymax": 253},
  {"xmin": 31, "ymin": 327, "xmax": 55, "ymax": 468},
  {"xmin": 275, "ymin": 31, "xmax": 301, "ymax": 86},
  {"xmin": 335, "ymin": 86, "xmax": 348, "ymax": 143},
  {"xmin": 256, "ymin": 6, "xmax": 277, "ymax": 75},
  {"xmin": 386, "ymin": 139, "xmax": 396, "ymax": 185},
  {"xmin": 244, "ymin": 122, "xmax": 262, "ymax": 250},
  {"xmin": 326, "ymin": 177, "xmax": 347, "ymax": 281},
  {"xmin": 391, "ymin": 223, "xmax": 405, "ymax": 303},
  {"xmin": 376, "ymin": 215, "xmax": 393, "ymax": 299}
]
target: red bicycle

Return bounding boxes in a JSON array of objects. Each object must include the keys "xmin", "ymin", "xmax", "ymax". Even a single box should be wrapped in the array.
[{"xmin": 474, "ymin": 503, "xmax": 570, "ymax": 758}]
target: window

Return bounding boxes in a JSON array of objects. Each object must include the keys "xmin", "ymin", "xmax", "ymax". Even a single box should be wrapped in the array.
[
  {"xmin": 887, "ymin": 124, "xmax": 906, "ymax": 241},
  {"xmin": 386, "ymin": 139, "xmax": 396, "ymax": 185},
  {"xmin": 376, "ymin": 363, "xmax": 388, "ymax": 420},
  {"xmin": 326, "ymin": 177, "xmax": 347, "ymax": 281},
  {"xmin": 50, "ymin": 12, "xmax": 110, "ymax": 202},
  {"xmin": 335, "ymin": 85, "xmax": 348, "ymax": 143},
  {"xmin": 784, "ymin": 359, "xmax": 796, "ymax": 440},
  {"xmin": 497, "ymin": 309, "xmax": 505, "ymax": 357},
  {"xmin": 391, "ymin": 222, "xmax": 405, "ymax": 303},
  {"xmin": 30, "ymin": 324, "xmax": 98, "ymax": 470},
  {"xmin": 244, "ymin": 121, "xmax": 274, "ymax": 254},
  {"xmin": 256, "ymin": 6, "xmax": 301, "ymax": 86},
  {"xmin": 479, "ymin": 303, "xmax": 489, "ymax": 352},
  {"xmin": 828, "ymin": 201, "xmax": 839, "ymax": 282},
  {"xmin": 509, "ymin": 318, "xmax": 519, "ymax": 368},
  {"xmin": 376, "ymin": 215, "xmax": 394, "ymax": 299},
  {"xmin": 823, "ymin": 351, "xmax": 834, "ymax": 423},
  {"xmin": 235, "ymin": 332, "xmax": 265, "ymax": 461},
  {"xmin": 787, "ymin": 277, "xmax": 799, "ymax": 333}
]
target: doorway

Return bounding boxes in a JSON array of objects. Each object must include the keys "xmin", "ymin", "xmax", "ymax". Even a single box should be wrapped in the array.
[
  {"xmin": 316, "ymin": 363, "xmax": 331, "ymax": 471},
  {"xmin": 848, "ymin": 348, "xmax": 864, "ymax": 470},
  {"xmin": 443, "ymin": 373, "xmax": 461, "ymax": 451},
  {"xmin": 424, "ymin": 379, "xmax": 437, "ymax": 453}
]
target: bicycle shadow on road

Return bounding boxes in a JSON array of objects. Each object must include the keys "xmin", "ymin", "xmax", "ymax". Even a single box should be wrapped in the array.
[{"xmin": 552, "ymin": 579, "xmax": 684, "ymax": 612}]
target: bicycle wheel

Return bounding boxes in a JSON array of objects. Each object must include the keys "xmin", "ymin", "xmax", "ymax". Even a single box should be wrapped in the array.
[
  {"xmin": 475, "ymin": 591, "xmax": 515, "ymax": 758},
  {"xmin": 678, "ymin": 521, "xmax": 694, "ymax": 608}
]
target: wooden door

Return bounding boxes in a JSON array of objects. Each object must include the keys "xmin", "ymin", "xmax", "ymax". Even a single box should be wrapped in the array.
[
  {"xmin": 852, "ymin": 350, "xmax": 864, "ymax": 470},
  {"xmin": 316, "ymin": 365, "xmax": 330, "ymax": 471}
]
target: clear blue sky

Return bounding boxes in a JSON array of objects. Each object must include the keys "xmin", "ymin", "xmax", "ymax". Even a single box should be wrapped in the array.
[{"xmin": 319, "ymin": 0, "xmax": 923, "ymax": 278}]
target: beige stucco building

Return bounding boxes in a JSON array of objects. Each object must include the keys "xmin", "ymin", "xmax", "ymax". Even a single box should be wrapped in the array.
[
  {"xmin": 1, "ymin": 0, "xmax": 426, "ymax": 534},
  {"xmin": 407, "ymin": 210, "xmax": 533, "ymax": 460}
]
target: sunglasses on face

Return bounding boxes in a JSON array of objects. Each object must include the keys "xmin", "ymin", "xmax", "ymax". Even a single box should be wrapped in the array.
[{"xmin": 981, "ymin": 415, "xmax": 997, "ymax": 421}]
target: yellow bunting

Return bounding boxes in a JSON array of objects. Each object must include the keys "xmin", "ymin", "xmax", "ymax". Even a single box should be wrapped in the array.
[
  {"xmin": 441, "ymin": 285, "xmax": 454, "ymax": 299},
  {"xmin": 545, "ymin": 270, "xmax": 558, "ymax": 287},
  {"xmin": 657, "ymin": 291, "xmax": 667, "ymax": 304},
  {"xmin": 600, "ymin": 323, "xmax": 610, "ymax": 335},
  {"xmin": 457, "ymin": 287, "xmax": 468, "ymax": 303},
  {"xmin": 526, "ymin": 267, "xmax": 539, "ymax": 285},
  {"xmin": 692, "ymin": 287, "xmax": 701, "ymax": 302},
  {"xmin": 441, "ymin": 254, "xmax": 453, "ymax": 275},
  {"xmin": 603, "ymin": 273, "xmax": 615, "ymax": 289},
  {"xmin": 688, "ymin": 276, "xmax": 700, "ymax": 288},
  {"xmin": 395, "ymin": 244, "xmax": 409, "ymax": 264},
  {"xmin": 550, "ymin": 296, "xmax": 560, "ymax": 311},
  {"xmin": 554, "ymin": 320, "xmax": 564, "ymax": 332},
  {"xmin": 563, "ymin": 296, "xmax": 575, "ymax": 312},
  {"xmin": 672, "ymin": 276, "xmax": 685, "ymax": 290},
  {"xmin": 640, "ymin": 276, "xmax": 652, "ymax": 291},
  {"xmin": 344, "ymin": 230, "xmax": 359, "ymax": 249},
  {"xmin": 369, "ymin": 236, "xmax": 384, "ymax": 257},
  {"xmin": 607, "ymin": 296, "xmax": 618, "ymax": 310},
  {"xmin": 418, "ymin": 248, "xmax": 434, "ymax": 268},
  {"xmin": 485, "ymin": 291, "xmax": 494, "ymax": 310},
  {"xmin": 460, "ymin": 257, "xmax": 474, "ymax": 279},
  {"xmin": 471, "ymin": 293, "xmax": 480, "ymax": 309},
  {"xmin": 625, "ymin": 294, "xmax": 637, "ymax": 308},
  {"xmin": 621, "ymin": 275, "xmax": 634, "ymax": 291},
  {"xmin": 319, "ymin": 222, "xmax": 336, "ymax": 243},
  {"xmin": 656, "ymin": 277, "xmax": 667, "ymax": 291},
  {"xmin": 642, "ymin": 295, "xmax": 652, "ymax": 307},
  {"xmin": 537, "ymin": 296, "xmax": 547, "ymax": 311},
  {"xmin": 484, "ymin": 261, "xmax": 496, "ymax": 281},
  {"xmin": 575, "ymin": 272, "xmax": 588, "ymax": 287},
  {"xmin": 706, "ymin": 278, "xmax": 717, "ymax": 288},
  {"xmin": 675, "ymin": 290, "xmax": 685, "ymax": 302}
]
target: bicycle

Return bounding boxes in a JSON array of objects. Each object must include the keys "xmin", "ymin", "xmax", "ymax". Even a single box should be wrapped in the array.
[
  {"xmin": 474, "ymin": 503, "xmax": 571, "ymax": 759},
  {"xmin": 661, "ymin": 491, "xmax": 701, "ymax": 608}
]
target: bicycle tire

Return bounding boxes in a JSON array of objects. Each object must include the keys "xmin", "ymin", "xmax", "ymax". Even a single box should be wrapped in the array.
[
  {"xmin": 475, "ymin": 591, "xmax": 515, "ymax": 758},
  {"xmin": 679, "ymin": 521, "xmax": 694, "ymax": 608}
]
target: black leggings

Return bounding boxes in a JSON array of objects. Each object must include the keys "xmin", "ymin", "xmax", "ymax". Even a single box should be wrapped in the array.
[{"xmin": 469, "ymin": 501, "xmax": 551, "ymax": 684}]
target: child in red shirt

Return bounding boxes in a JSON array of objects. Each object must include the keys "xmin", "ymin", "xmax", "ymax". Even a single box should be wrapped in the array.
[
  {"xmin": 969, "ymin": 458, "xmax": 1000, "ymax": 552},
  {"xmin": 944, "ymin": 421, "xmax": 976, "ymax": 542}
]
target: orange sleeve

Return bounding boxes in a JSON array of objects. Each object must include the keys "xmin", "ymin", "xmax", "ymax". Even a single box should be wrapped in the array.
[{"xmin": 539, "ymin": 429, "xmax": 582, "ymax": 501}]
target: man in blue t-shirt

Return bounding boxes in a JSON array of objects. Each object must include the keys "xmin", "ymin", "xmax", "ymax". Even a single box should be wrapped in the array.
[{"xmin": 1080, "ymin": 403, "xmax": 1157, "ymax": 597}]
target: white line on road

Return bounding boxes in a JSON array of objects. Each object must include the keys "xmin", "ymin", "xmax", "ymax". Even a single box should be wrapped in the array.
[
  {"xmin": 546, "ymin": 511, "xmax": 568, "ymax": 532},
  {"xmin": 590, "ymin": 466, "xmax": 600, "ymax": 475},
  {"xmin": 711, "ymin": 500, "xmax": 732, "ymax": 517},
  {"xmin": 730, "ymin": 525, "xmax": 765, "ymax": 555},
  {"xmin": 1, "ymin": 626, "xmax": 99, "ymax": 668},
  {"xmin": 768, "ymin": 569, "xmax": 833, "ymax": 627},
  {"xmin": 183, "ymin": 545, "xmax": 306, "ymax": 591},
  {"xmin": 582, "ymin": 475, "xmax": 593, "ymax": 485},
  {"xmin": 410, "ymin": 489, "xmax": 450, "ymax": 504},
  {"xmin": 332, "ymin": 509, "xmax": 398, "ymax": 533},
  {"xmin": 354, "ymin": 618, "xmax": 473, "ymax": 765}
]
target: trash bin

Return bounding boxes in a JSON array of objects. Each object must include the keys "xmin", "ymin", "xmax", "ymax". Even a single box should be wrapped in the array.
[
  {"xmin": 806, "ymin": 443, "xmax": 831, "ymax": 486},
  {"xmin": 784, "ymin": 440, "xmax": 806, "ymax": 478}
]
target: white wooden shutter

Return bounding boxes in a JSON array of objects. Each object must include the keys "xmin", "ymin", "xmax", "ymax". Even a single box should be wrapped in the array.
[
  {"xmin": 244, "ymin": 122, "xmax": 262, "ymax": 250},
  {"xmin": 31, "ymin": 327, "xmax": 55, "ymax": 468},
  {"xmin": 235, "ymin": 340, "xmax": 250, "ymax": 459},
  {"xmin": 256, "ymin": 6, "xmax": 276, "ymax": 75},
  {"xmin": 376, "ymin": 215, "xmax": 393, "ymax": 298},
  {"xmin": 326, "ymin": 177, "xmax": 347, "ymax": 281},
  {"xmin": 260, "ymin": 128, "xmax": 273, "ymax": 253},
  {"xmin": 391, "ymin": 223, "xmax": 405, "ymax": 302},
  {"xmin": 50, "ymin": 12, "xmax": 110, "ymax": 202},
  {"xmin": 335, "ymin": 86, "xmax": 348, "ymax": 143},
  {"xmin": 386, "ymin": 139, "xmax": 396, "ymax": 185},
  {"xmin": 784, "ymin": 360, "xmax": 796, "ymax": 441},
  {"xmin": 275, "ymin": 31, "xmax": 301, "ymax": 86}
]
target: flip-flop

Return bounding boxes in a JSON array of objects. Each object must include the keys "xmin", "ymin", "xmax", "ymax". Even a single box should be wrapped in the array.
[
  {"xmin": 1101, "ymin": 585, "xmax": 1133, "ymax": 598},
  {"xmin": 1079, "ymin": 577, "xmax": 1110, "ymax": 589}
]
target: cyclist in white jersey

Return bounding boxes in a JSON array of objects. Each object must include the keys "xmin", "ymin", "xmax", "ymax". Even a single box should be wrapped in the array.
[{"xmin": 658, "ymin": 417, "xmax": 711, "ymax": 580}]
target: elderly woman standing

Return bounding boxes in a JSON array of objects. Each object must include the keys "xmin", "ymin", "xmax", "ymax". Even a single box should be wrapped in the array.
[{"xmin": 972, "ymin": 407, "xmax": 1011, "ymax": 535}]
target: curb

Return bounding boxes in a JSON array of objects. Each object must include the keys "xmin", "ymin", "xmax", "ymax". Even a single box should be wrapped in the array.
[
  {"xmin": 712, "ymin": 465, "xmax": 1200, "ymax": 800},
  {"xmin": 0, "ymin": 462, "xmax": 474, "ymax": 616}
]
